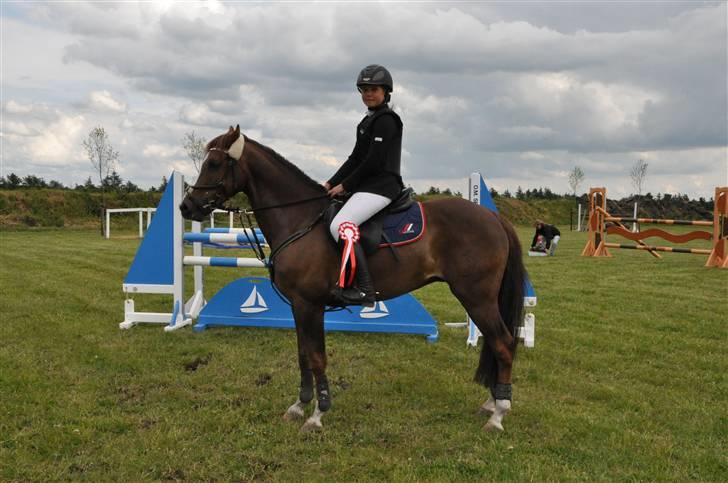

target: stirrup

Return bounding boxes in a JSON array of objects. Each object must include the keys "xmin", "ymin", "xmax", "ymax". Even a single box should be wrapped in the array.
[{"xmin": 331, "ymin": 286, "xmax": 376, "ymax": 308}]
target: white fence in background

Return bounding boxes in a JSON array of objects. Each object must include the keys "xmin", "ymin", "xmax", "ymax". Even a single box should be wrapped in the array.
[
  {"xmin": 105, "ymin": 207, "xmax": 236, "ymax": 239},
  {"xmin": 106, "ymin": 208, "xmax": 156, "ymax": 239}
]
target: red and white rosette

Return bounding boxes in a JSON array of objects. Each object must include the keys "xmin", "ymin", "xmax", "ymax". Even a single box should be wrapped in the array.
[{"xmin": 338, "ymin": 221, "xmax": 360, "ymax": 288}]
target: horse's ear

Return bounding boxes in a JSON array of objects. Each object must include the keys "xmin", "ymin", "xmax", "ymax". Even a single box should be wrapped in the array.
[
  {"xmin": 234, "ymin": 125, "xmax": 240, "ymax": 137},
  {"xmin": 227, "ymin": 126, "xmax": 234, "ymax": 134}
]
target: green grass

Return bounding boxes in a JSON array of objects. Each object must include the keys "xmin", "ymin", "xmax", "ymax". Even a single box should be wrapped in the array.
[{"xmin": 1, "ymin": 227, "xmax": 726, "ymax": 481}]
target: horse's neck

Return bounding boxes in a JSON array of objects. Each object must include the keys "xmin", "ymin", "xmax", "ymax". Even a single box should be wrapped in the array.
[{"xmin": 245, "ymin": 148, "xmax": 327, "ymax": 250}]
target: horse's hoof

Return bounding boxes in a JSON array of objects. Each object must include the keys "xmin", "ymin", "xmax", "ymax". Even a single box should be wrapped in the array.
[
  {"xmin": 283, "ymin": 400, "xmax": 306, "ymax": 422},
  {"xmin": 478, "ymin": 405, "xmax": 495, "ymax": 417},
  {"xmin": 300, "ymin": 420, "xmax": 323, "ymax": 433},
  {"xmin": 283, "ymin": 409, "xmax": 304, "ymax": 422},
  {"xmin": 484, "ymin": 420, "xmax": 504, "ymax": 432}
]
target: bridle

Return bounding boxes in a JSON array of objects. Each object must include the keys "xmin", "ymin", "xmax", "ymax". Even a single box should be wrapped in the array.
[{"xmin": 186, "ymin": 146, "xmax": 242, "ymax": 211}]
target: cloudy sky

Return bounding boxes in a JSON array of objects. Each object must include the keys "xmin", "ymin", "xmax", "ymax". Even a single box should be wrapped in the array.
[{"xmin": 2, "ymin": 1, "xmax": 726, "ymax": 199}]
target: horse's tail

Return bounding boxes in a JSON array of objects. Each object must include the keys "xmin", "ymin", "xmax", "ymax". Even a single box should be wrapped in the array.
[{"xmin": 475, "ymin": 215, "xmax": 526, "ymax": 390}]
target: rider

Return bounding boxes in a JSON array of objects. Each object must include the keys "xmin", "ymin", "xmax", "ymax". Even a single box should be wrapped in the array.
[{"xmin": 324, "ymin": 64, "xmax": 404, "ymax": 307}]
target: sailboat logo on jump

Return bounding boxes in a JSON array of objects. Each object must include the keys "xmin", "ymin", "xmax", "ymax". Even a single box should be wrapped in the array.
[
  {"xmin": 359, "ymin": 301, "xmax": 390, "ymax": 319},
  {"xmin": 240, "ymin": 286, "xmax": 268, "ymax": 314}
]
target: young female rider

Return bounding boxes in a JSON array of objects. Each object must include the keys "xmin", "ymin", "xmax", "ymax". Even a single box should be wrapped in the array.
[{"xmin": 324, "ymin": 64, "xmax": 404, "ymax": 306}]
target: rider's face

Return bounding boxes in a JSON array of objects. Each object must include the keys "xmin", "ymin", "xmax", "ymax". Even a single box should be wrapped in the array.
[{"xmin": 359, "ymin": 85, "xmax": 386, "ymax": 108}]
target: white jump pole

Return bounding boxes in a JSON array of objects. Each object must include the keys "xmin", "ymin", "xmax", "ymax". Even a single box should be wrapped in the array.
[{"xmin": 577, "ymin": 203, "xmax": 582, "ymax": 232}]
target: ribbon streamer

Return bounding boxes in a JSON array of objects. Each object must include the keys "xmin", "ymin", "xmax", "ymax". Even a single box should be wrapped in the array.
[{"xmin": 337, "ymin": 222, "xmax": 360, "ymax": 288}]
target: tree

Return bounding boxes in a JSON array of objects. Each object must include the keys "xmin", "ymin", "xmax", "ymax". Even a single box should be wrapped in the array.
[
  {"xmin": 5, "ymin": 173, "xmax": 22, "ymax": 189},
  {"xmin": 630, "ymin": 159, "xmax": 648, "ymax": 198},
  {"xmin": 123, "ymin": 180, "xmax": 141, "ymax": 193},
  {"xmin": 567, "ymin": 166, "xmax": 585, "ymax": 199},
  {"xmin": 183, "ymin": 131, "xmax": 207, "ymax": 173},
  {"xmin": 22, "ymin": 175, "xmax": 47, "ymax": 188},
  {"xmin": 630, "ymin": 159, "xmax": 648, "ymax": 228},
  {"xmin": 83, "ymin": 126, "xmax": 119, "ymax": 235},
  {"xmin": 103, "ymin": 170, "xmax": 124, "ymax": 191}
]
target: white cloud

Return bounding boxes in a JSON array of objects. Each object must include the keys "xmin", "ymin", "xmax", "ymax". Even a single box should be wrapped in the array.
[
  {"xmin": 142, "ymin": 143, "xmax": 182, "ymax": 158},
  {"xmin": 4, "ymin": 100, "xmax": 36, "ymax": 114},
  {"xmin": 26, "ymin": 114, "xmax": 86, "ymax": 165},
  {"xmin": 88, "ymin": 90, "xmax": 127, "ymax": 112}
]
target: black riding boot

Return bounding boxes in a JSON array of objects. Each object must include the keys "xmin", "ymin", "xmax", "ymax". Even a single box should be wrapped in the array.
[{"xmin": 333, "ymin": 243, "xmax": 376, "ymax": 307}]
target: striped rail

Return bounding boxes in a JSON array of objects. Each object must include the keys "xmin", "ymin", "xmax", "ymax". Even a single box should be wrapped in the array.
[
  {"xmin": 184, "ymin": 232, "xmax": 266, "ymax": 245},
  {"xmin": 183, "ymin": 256, "xmax": 267, "ymax": 268}
]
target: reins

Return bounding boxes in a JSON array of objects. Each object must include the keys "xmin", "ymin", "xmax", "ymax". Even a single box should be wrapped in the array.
[{"xmin": 244, "ymin": 193, "xmax": 330, "ymax": 214}]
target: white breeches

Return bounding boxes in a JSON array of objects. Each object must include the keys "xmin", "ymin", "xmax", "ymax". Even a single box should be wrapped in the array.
[
  {"xmin": 549, "ymin": 235, "xmax": 561, "ymax": 256},
  {"xmin": 329, "ymin": 192, "xmax": 392, "ymax": 240}
]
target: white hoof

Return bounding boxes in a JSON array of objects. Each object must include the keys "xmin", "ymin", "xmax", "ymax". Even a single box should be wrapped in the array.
[
  {"xmin": 283, "ymin": 399, "xmax": 306, "ymax": 422},
  {"xmin": 484, "ymin": 399, "xmax": 510, "ymax": 432},
  {"xmin": 484, "ymin": 419, "xmax": 504, "ymax": 432},
  {"xmin": 300, "ymin": 419, "xmax": 323, "ymax": 433},
  {"xmin": 478, "ymin": 397, "xmax": 496, "ymax": 416},
  {"xmin": 300, "ymin": 403, "xmax": 325, "ymax": 432}
]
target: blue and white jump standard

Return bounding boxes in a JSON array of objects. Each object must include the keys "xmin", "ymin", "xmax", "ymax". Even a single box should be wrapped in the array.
[{"xmin": 465, "ymin": 173, "xmax": 537, "ymax": 348}]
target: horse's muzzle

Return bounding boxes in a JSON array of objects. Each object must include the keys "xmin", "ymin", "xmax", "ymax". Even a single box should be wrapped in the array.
[{"xmin": 179, "ymin": 196, "xmax": 209, "ymax": 222}]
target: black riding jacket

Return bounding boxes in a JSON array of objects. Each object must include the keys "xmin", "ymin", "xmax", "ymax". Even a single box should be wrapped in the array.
[
  {"xmin": 532, "ymin": 224, "xmax": 561, "ymax": 248},
  {"xmin": 327, "ymin": 103, "xmax": 404, "ymax": 200}
]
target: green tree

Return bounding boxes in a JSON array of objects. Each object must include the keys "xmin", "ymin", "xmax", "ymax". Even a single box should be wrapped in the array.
[
  {"xmin": 5, "ymin": 173, "xmax": 22, "ymax": 189},
  {"xmin": 23, "ymin": 175, "xmax": 47, "ymax": 188},
  {"xmin": 103, "ymin": 170, "xmax": 124, "ymax": 191}
]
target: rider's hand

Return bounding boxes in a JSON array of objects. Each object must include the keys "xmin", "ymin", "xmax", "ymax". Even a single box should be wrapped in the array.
[
  {"xmin": 327, "ymin": 184, "xmax": 345, "ymax": 198},
  {"xmin": 323, "ymin": 182, "xmax": 331, "ymax": 191}
]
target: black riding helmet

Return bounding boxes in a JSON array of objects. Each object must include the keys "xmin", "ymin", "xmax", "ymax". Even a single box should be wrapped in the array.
[{"xmin": 356, "ymin": 64, "xmax": 393, "ymax": 93}]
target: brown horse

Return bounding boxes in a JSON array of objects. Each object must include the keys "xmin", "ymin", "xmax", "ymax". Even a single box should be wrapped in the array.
[{"xmin": 180, "ymin": 126, "xmax": 526, "ymax": 432}]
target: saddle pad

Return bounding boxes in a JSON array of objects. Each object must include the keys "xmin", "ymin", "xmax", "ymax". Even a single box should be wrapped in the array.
[{"xmin": 379, "ymin": 202, "xmax": 426, "ymax": 247}]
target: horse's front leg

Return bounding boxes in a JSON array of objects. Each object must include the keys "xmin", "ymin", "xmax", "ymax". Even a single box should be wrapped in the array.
[
  {"xmin": 282, "ymin": 341, "xmax": 314, "ymax": 422},
  {"xmin": 283, "ymin": 299, "xmax": 329, "ymax": 432}
]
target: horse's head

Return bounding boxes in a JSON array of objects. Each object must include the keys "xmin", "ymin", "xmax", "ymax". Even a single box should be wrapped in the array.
[{"xmin": 180, "ymin": 125, "xmax": 246, "ymax": 221}]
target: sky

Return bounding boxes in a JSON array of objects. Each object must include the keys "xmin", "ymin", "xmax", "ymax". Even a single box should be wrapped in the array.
[{"xmin": 2, "ymin": 1, "xmax": 727, "ymax": 199}]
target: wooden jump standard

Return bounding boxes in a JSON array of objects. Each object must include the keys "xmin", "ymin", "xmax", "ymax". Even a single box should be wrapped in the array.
[{"xmin": 582, "ymin": 186, "xmax": 728, "ymax": 268}]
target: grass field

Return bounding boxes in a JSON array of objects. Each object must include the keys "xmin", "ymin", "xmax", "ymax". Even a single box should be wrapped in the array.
[{"xmin": 1, "ymin": 226, "xmax": 726, "ymax": 481}]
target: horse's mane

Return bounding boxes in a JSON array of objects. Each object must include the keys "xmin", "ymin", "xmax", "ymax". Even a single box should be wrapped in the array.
[{"xmin": 246, "ymin": 137, "xmax": 326, "ymax": 193}]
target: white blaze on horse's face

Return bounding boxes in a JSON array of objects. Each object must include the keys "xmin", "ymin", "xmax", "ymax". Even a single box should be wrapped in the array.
[{"xmin": 228, "ymin": 134, "xmax": 245, "ymax": 160}]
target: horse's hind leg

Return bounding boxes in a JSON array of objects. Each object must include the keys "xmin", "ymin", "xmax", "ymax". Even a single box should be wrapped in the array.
[{"xmin": 450, "ymin": 284, "xmax": 515, "ymax": 432}]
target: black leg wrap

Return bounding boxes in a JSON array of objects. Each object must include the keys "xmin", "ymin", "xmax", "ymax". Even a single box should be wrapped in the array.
[
  {"xmin": 494, "ymin": 383, "xmax": 512, "ymax": 401},
  {"xmin": 316, "ymin": 376, "xmax": 331, "ymax": 412},
  {"xmin": 299, "ymin": 370, "xmax": 314, "ymax": 403}
]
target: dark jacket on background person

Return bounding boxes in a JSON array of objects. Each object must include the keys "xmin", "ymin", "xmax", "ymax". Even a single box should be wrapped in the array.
[
  {"xmin": 327, "ymin": 103, "xmax": 404, "ymax": 200},
  {"xmin": 532, "ymin": 224, "xmax": 561, "ymax": 248}
]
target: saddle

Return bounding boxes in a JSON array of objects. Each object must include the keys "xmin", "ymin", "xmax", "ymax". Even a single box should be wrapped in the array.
[{"xmin": 323, "ymin": 188, "xmax": 426, "ymax": 255}]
